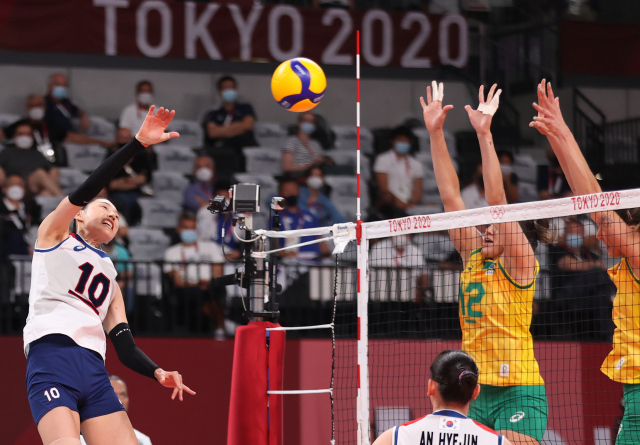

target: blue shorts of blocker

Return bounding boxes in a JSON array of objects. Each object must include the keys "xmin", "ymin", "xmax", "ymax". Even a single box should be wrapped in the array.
[{"xmin": 26, "ymin": 334, "xmax": 125, "ymax": 426}]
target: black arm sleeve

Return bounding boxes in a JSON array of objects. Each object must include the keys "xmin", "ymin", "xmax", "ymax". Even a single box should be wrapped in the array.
[
  {"xmin": 68, "ymin": 138, "xmax": 145, "ymax": 206},
  {"xmin": 108, "ymin": 322, "xmax": 159, "ymax": 379}
]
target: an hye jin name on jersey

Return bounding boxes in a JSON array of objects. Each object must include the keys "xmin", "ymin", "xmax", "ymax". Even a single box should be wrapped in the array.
[{"xmin": 417, "ymin": 431, "xmax": 478, "ymax": 445}]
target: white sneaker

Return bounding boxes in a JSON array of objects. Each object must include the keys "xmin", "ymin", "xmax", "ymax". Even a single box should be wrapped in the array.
[{"xmin": 214, "ymin": 328, "xmax": 226, "ymax": 341}]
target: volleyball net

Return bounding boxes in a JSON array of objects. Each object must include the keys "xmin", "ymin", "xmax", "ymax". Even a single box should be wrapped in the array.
[{"xmin": 329, "ymin": 189, "xmax": 640, "ymax": 445}]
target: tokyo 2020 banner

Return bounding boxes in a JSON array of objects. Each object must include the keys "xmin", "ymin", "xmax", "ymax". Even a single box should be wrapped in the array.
[{"xmin": 0, "ymin": 1, "xmax": 468, "ymax": 68}]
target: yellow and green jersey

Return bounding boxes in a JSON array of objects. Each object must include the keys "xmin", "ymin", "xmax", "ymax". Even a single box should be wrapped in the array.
[
  {"xmin": 602, "ymin": 259, "xmax": 640, "ymax": 383},
  {"xmin": 460, "ymin": 248, "xmax": 544, "ymax": 386}
]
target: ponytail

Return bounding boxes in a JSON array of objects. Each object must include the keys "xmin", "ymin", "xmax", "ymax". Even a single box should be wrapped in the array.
[{"xmin": 430, "ymin": 350, "xmax": 479, "ymax": 405}]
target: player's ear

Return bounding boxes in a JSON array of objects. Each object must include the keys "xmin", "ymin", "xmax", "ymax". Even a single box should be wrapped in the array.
[
  {"xmin": 427, "ymin": 379, "xmax": 436, "ymax": 397},
  {"xmin": 471, "ymin": 383, "xmax": 481, "ymax": 401}
]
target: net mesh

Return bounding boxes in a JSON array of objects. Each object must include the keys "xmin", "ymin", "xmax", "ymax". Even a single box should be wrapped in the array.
[{"xmin": 332, "ymin": 192, "xmax": 640, "ymax": 445}]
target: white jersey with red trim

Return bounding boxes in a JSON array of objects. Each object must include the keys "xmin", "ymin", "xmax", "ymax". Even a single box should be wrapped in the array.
[
  {"xmin": 393, "ymin": 409, "xmax": 503, "ymax": 445},
  {"xmin": 23, "ymin": 233, "xmax": 118, "ymax": 361}
]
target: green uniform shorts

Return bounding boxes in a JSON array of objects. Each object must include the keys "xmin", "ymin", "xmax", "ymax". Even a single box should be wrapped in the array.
[
  {"xmin": 469, "ymin": 384, "xmax": 548, "ymax": 443},
  {"xmin": 617, "ymin": 384, "xmax": 640, "ymax": 444}
]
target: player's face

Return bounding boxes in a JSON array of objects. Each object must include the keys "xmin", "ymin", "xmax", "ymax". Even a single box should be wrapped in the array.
[
  {"xmin": 481, "ymin": 224, "xmax": 505, "ymax": 259},
  {"xmin": 110, "ymin": 380, "xmax": 129, "ymax": 411},
  {"xmin": 79, "ymin": 199, "xmax": 120, "ymax": 244}
]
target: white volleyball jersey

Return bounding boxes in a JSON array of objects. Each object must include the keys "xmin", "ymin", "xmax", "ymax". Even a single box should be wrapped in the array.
[
  {"xmin": 393, "ymin": 410, "xmax": 503, "ymax": 445},
  {"xmin": 23, "ymin": 233, "xmax": 118, "ymax": 361}
]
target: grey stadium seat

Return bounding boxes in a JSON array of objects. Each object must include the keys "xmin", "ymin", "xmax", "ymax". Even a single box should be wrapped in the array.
[
  {"xmin": 35, "ymin": 196, "xmax": 64, "ymax": 220},
  {"xmin": 138, "ymin": 198, "xmax": 182, "ymax": 229},
  {"xmin": 58, "ymin": 168, "xmax": 88, "ymax": 195},
  {"xmin": 0, "ymin": 113, "xmax": 20, "ymax": 128},
  {"xmin": 64, "ymin": 144, "xmax": 107, "ymax": 173},
  {"xmin": 243, "ymin": 147, "xmax": 282, "ymax": 175},
  {"xmin": 156, "ymin": 145, "xmax": 196, "ymax": 174},
  {"xmin": 254, "ymin": 121, "xmax": 287, "ymax": 149},
  {"xmin": 332, "ymin": 125, "xmax": 373, "ymax": 154},
  {"xmin": 165, "ymin": 119, "xmax": 203, "ymax": 148},
  {"xmin": 86, "ymin": 116, "xmax": 116, "ymax": 142},
  {"xmin": 127, "ymin": 227, "xmax": 171, "ymax": 261},
  {"xmin": 152, "ymin": 171, "xmax": 190, "ymax": 203}
]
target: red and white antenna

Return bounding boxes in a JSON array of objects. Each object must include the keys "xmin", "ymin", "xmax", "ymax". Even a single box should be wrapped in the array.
[{"xmin": 356, "ymin": 30, "xmax": 361, "ymax": 223}]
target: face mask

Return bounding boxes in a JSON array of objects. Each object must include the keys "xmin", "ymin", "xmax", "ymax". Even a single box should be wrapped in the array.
[
  {"xmin": 500, "ymin": 164, "xmax": 513, "ymax": 175},
  {"xmin": 52, "ymin": 86, "xmax": 68, "ymax": 100},
  {"xmin": 195, "ymin": 167, "xmax": 213, "ymax": 182},
  {"xmin": 137, "ymin": 92, "xmax": 154, "ymax": 106},
  {"xmin": 180, "ymin": 229, "xmax": 198, "ymax": 244},
  {"xmin": 306, "ymin": 176, "xmax": 324, "ymax": 190},
  {"xmin": 221, "ymin": 88, "xmax": 237, "ymax": 103},
  {"xmin": 300, "ymin": 122, "xmax": 316, "ymax": 135},
  {"xmin": 394, "ymin": 141, "xmax": 411, "ymax": 154},
  {"xmin": 566, "ymin": 233, "xmax": 583, "ymax": 249},
  {"xmin": 28, "ymin": 107, "xmax": 45, "ymax": 121},
  {"xmin": 284, "ymin": 195, "xmax": 299, "ymax": 207},
  {"xmin": 6, "ymin": 185, "xmax": 24, "ymax": 201},
  {"xmin": 14, "ymin": 135, "xmax": 33, "ymax": 149}
]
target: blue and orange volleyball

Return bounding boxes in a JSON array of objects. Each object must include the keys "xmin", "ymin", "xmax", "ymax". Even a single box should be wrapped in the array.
[{"xmin": 271, "ymin": 57, "xmax": 326, "ymax": 112}]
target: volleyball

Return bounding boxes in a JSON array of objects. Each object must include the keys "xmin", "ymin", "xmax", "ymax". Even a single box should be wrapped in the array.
[{"xmin": 271, "ymin": 57, "xmax": 326, "ymax": 112}]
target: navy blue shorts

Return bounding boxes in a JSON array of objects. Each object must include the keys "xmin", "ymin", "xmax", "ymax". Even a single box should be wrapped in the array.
[{"xmin": 26, "ymin": 334, "xmax": 125, "ymax": 425}]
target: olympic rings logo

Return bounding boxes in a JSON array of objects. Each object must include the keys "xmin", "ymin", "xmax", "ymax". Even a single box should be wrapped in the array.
[{"xmin": 490, "ymin": 206, "xmax": 505, "ymax": 220}]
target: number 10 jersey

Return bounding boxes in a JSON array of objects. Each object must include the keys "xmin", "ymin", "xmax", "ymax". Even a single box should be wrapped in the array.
[{"xmin": 24, "ymin": 233, "xmax": 118, "ymax": 361}]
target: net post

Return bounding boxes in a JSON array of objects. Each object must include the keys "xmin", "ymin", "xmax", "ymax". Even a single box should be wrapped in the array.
[
  {"xmin": 356, "ymin": 29, "xmax": 361, "ymax": 222},
  {"xmin": 356, "ymin": 223, "xmax": 370, "ymax": 445}
]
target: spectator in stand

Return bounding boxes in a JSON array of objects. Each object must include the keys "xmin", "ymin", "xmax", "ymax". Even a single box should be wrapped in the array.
[
  {"xmin": 1, "ymin": 95, "xmax": 111, "ymax": 166},
  {"xmin": 374, "ymin": 126, "xmax": 423, "ymax": 213},
  {"xmin": 183, "ymin": 155, "xmax": 216, "ymax": 213},
  {"xmin": 537, "ymin": 145, "xmax": 572, "ymax": 200},
  {"xmin": 299, "ymin": 166, "xmax": 346, "ymax": 226},
  {"xmin": 44, "ymin": 73, "xmax": 90, "ymax": 134},
  {"xmin": 164, "ymin": 212, "xmax": 227, "ymax": 339},
  {"xmin": 282, "ymin": 112, "xmax": 326, "ymax": 173},
  {"xmin": 80, "ymin": 375, "xmax": 153, "ymax": 445},
  {"xmin": 0, "ymin": 175, "xmax": 40, "ymax": 258},
  {"xmin": 107, "ymin": 127, "xmax": 152, "ymax": 225},
  {"xmin": 196, "ymin": 181, "xmax": 240, "ymax": 260},
  {"xmin": 496, "ymin": 150, "xmax": 520, "ymax": 204},
  {"xmin": 202, "ymin": 76, "xmax": 258, "ymax": 149},
  {"xmin": 550, "ymin": 217, "xmax": 615, "ymax": 340},
  {"xmin": 119, "ymin": 80, "xmax": 155, "ymax": 134},
  {"xmin": 0, "ymin": 122, "xmax": 62, "ymax": 196},
  {"xmin": 279, "ymin": 177, "xmax": 331, "ymax": 260},
  {"xmin": 460, "ymin": 163, "xmax": 488, "ymax": 209}
]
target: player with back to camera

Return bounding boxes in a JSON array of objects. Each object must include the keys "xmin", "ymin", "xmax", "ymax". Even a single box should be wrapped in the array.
[
  {"xmin": 23, "ymin": 106, "xmax": 196, "ymax": 445},
  {"xmin": 373, "ymin": 350, "xmax": 511, "ymax": 445},
  {"xmin": 531, "ymin": 79, "xmax": 640, "ymax": 444},
  {"xmin": 421, "ymin": 81, "xmax": 551, "ymax": 445}
]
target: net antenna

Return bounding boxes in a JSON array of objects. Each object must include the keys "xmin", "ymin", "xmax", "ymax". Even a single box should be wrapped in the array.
[{"xmin": 355, "ymin": 29, "xmax": 372, "ymax": 445}]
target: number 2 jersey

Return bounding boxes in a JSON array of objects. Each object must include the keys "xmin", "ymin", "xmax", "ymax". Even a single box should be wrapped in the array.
[
  {"xmin": 459, "ymin": 248, "xmax": 543, "ymax": 386},
  {"xmin": 393, "ymin": 409, "xmax": 504, "ymax": 445},
  {"xmin": 23, "ymin": 233, "xmax": 118, "ymax": 361}
]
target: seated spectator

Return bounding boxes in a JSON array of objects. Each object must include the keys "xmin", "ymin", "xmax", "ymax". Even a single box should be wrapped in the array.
[
  {"xmin": 119, "ymin": 80, "xmax": 155, "ymax": 134},
  {"xmin": 44, "ymin": 73, "xmax": 90, "ymax": 134},
  {"xmin": 496, "ymin": 150, "xmax": 519, "ymax": 204},
  {"xmin": 0, "ymin": 122, "xmax": 62, "ymax": 196},
  {"xmin": 299, "ymin": 166, "xmax": 346, "ymax": 226},
  {"xmin": 164, "ymin": 212, "xmax": 226, "ymax": 338},
  {"xmin": 278, "ymin": 177, "xmax": 331, "ymax": 260},
  {"xmin": 196, "ymin": 181, "xmax": 240, "ymax": 260},
  {"xmin": 103, "ymin": 239, "xmax": 134, "ymax": 312},
  {"xmin": 369, "ymin": 235, "xmax": 428, "ymax": 302},
  {"xmin": 0, "ymin": 175, "xmax": 40, "ymax": 258},
  {"xmin": 374, "ymin": 126, "xmax": 423, "ymax": 213},
  {"xmin": 460, "ymin": 163, "xmax": 488, "ymax": 209},
  {"xmin": 107, "ymin": 127, "xmax": 152, "ymax": 225},
  {"xmin": 183, "ymin": 155, "xmax": 216, "ymax": 213},
  {"xmin": 202, "ymin": 75, "xmax": 257, "ymax": 149},
  {"xmin": 537, "ymin": 146, "xmax": 572, "ymax": 200},
  {"xmin": 550, "ymin": 217, "xmax": 615, "ymax": 340},
  {"xmin": 282, "ymin": 112, "xmax": 325, "ymax": 173},
  {"xmin": 1, "ymin": 95, "xmax": 111, "ymax": 166}
]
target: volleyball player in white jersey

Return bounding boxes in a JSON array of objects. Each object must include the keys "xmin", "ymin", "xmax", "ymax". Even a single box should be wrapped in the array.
[
  {"xmin": 373, "ymin": 350, "xmax": 511, "ymax": 445},
  {"xmin": 24, "ymin": 106, "xmax": 195, "ymax": 445}
]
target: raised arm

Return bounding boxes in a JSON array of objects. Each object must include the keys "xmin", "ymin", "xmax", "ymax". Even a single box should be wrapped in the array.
[
  {"xmin": 37, "ymin": 106, "xmax": 179, "ymax": 249},
  {"xmin": 421, "ymin": 81, "xmax": 481, "ymax": 260},
  {"xmin": 531, "ymin": 81, "xmax": 640, "ymax": 265},
  {"xmin": 466, "ymin": 84, "xmax": 536, "ymax": 283}
]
